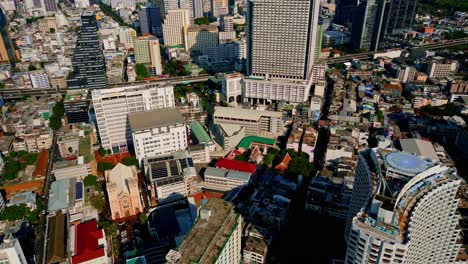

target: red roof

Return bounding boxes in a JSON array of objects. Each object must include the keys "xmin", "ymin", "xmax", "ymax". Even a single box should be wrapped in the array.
[
  {"xmin": 189, "ymin": 191, "xmax": 223, "ymax": 202},
  {"xmin": 215, "ymin": 158, "xmax": 257, "ymax": 174},
  {"xmin": 274, "ymin": 153, "xmax": 292, "ymax": 172},
  {"xmin": 33, "ymin": 149, "xmax": 49, "ymax": 178},
  {"xmin": 72, "ymin": 220, "xmax": 105, "ymax": 264}
]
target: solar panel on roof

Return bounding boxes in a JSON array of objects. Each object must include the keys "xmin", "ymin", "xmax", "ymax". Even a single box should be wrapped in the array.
[
  {"xmin": 75, "ymin": 182, "xmax": 83, "ymax": 200},
  {"xmin": 169, "ymin": 160, "xmax": 179, "ymax": 176}
]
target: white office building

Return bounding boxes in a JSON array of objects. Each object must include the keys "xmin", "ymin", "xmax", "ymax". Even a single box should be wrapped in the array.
[
  {"xmin": 244, "ymin": 78, "xmax": 312, "ymax": 103},
  {"xmin": 129, "ymin": 108, "xmax": 188, "ymax": 165},
  {"xmin": 213, "ymin": 106, "xmax": 283, "ymax": 137},
  {"xmin": 222, "ymin": 72, "xmax": 243, "ymax": 103},
  {"xmin": 162, "ymin": 9, "xmax": 190, "ymax": 46},
  {"xmin": 91, "ymin": 82, "xmax": 175, "ymax": 153},
  {"xmin": 119, "ymin": 28, "xmax": 137, "ymax": 49},
  {"xmin": 0, "ymin": 235, "xmax": 28, "ymax": 264},
  {"xmin": 345, "ymin": 149, "xmax": 463, "ymax": 264},
  {"xmin": 30, "ymin": 71, "xmax": 50, "ymax": 89}
]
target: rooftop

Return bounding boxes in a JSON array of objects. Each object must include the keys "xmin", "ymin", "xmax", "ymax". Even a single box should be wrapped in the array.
[
  {"xmin": 177, "ymin": 198, "xmax": 238, "ymax": 264},
  {"xmin": 399, "ymin": 138, "xmax": 439, "ymax": 161},
  {"xmin": 189, "ymin": 121, "xmax": 212, "ymax": 144},
  {"xmin": 129, "ymin": 108, "xmax": 184, "ymax": 131},
  {"xmin": 385, "ymin": 152, "xmax": 429, "ymax": 175},
  {"xmin": 187, "ymin": 25, "xmax": 219, "ymax": 32},
  {"xmin": 49, "ymin": 179, "xmax": 72, "ymax": 211},
  {"xmin": 215, "ymin": 158, "xmax": 257, "ymax": 174},
  {"xmin": 72, "ymin": 220, "xmax": 105, "ymax": 264},
  {"xmin": 214, "ymin": 107, "xmax": 282, "ymax": 121},
  {"xmin": 47, "ymin": 212, "xmax": 66, "ymax": 264},
  {"xmin": 237, "ymin": 136, "xmax": 276, "ymax": 149},
  {"xmin": 244, "ymin": 236, "xmax": 267, "ymax": 256}
]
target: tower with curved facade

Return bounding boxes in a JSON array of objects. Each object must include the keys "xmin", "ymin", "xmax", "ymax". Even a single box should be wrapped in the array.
[{"xmin": 345, "ymin": 149, "xmax": 462, "ymax": 263}]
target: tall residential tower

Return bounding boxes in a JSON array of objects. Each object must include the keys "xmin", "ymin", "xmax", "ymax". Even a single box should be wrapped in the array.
[{"xmin": 67, "ymin": 11, "xmax": 107, "ymax": 91}]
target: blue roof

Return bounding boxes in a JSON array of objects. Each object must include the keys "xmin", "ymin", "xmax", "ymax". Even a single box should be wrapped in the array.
[
  {"xmin": 226, "ymin": 170, "xmax": 250, "ymax": 181},
  {"xmin": 76, "ymin": 181, "xmax": 83, "ymax": 200},
  {"xmin": 385, "ymin": 152, "xmax": 428, "ymax": 174}
]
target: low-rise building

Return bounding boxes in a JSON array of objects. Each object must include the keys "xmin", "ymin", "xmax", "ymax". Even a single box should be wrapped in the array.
[
  {"xmin": 0, "ymin": 235, "xmax": 27, "ymax": 264},
  {"xmin": 70, "ymin": 220, "xmax": 108, "ymax": 264},
  {"xmin": 204, "ymin": 167, "xmax": 250, "ymax": 192}
]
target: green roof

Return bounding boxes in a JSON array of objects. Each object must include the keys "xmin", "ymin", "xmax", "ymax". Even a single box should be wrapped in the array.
[
  {"xmin": 237, "ymin": 136, "xmax": 275, "ymax": 149},
  {"xmin": 189, "ymin": 121, "xmax": 212, "ymax": 144}
]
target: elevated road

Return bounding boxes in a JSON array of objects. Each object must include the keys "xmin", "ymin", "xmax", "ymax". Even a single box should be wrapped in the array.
[
  {"xmin": 2, "ymin": 75, "xmax": 210, "ymax": 100},
  {"xmin": 325, "ymin": 37, "xmax": 468, "ymax": 64}
]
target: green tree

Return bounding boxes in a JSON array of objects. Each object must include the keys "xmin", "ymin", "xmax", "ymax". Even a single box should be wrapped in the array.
[
  {"xmin": 49, "ymin": 28, "xmax": 55, "ymax": 33},
  {"xmin": 194, "ymin": 17, "xmax": 210, "ymax": 25},
  {"xmin": 1, "ymin": 204, "xmax": 28, "ymax": 221},
  {"xmin": 263, "ymin": 148, "xmax": 279, "ymax": 166},
  {"xmin": 98, "ymin": 146, "xmax": 107, "ymax": 156},
  {"xmin": 68, "ymin": 146, "xmax": 73, "ymax": 153},
  {"xmin": 3, "ymin": 160, "xmax": 20, "ymax": 180},
  {"xmin": 135, "ymin": 63, "xmax": 150, "ymax": 80},
  {"xmin": 28, "ymin": 64, "xmax": 37, "ymax": 71},
  {"xmin": 0, "ymin": 83, "xmax": 5, "ymax": 89},
  {"xmin": 121, "ymin": 156, "xmax": 139, "ymax": 167},
  {"xmin": 139, "ymin": 213, "xmax": 147, "ymax": 224},
  {"xmin": 83, "ymin": 174, "xmax": 99, "ymax": 188},
  {"xmin": 97, "ymin": 161, "xmax": 115, "ymax": 172},
  {"xmin": 286, "ymin": 155, "xmax": 313, "ymax": 177},
  {"xmin": 74, "ymin": 26, "xmax": 81, "ymax": 32},
  {"xmin": 90, "ymin": 195, "xmax": 105, "ymax": 212},
  {"xmin": 24, "ymin": 153, "xmax": 38, "ymax": 165},
  {"xmin": 36, "ymin": 196, "xmax": 44, "ymax": 212},
  {"xmin": 106, "ymin": 149, "xmax": 112, "ymax": 156},
  {"xmin": 13, "ymin": 67, "xmax": 21, "ymax": 73},
  {"xmin": 443, "ymin": 30, "xmax": 468, "ymax": 40},
  {"xmin": 50, "ymin": 100, "xmax": 65, "ymax": 131}
]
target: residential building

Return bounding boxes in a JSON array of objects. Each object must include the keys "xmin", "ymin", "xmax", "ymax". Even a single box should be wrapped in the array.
[
  {"xmin": 91, "ymin": 82, "xmax": 175, "ymax": 153},
  {"xmin": 222, "ymin": 72, "xmax": 243, "ymax": 103},
  {"xmin": 246, "ymin": 0, "xmax": 320, "ymax": 81},
  {"xmin": 193, "ymin": 0, "xmax": 204, "ymax": 17},
  {"xmin": 67, "ymin": 11, "xmax": 107, "ymax": 91},
  {"xmin": 70, "ymin": 220, "xmax": 108, "ymax": 264},
  {"xmin": 213, "ymin": 107, "xmax": 283, "ymax": 137},
  {"xmin": 243, "ymin": 78, "xmax": 312, "ymax": 103},
  {"xmin": 105, "ymin": 163, "xmax": 143, "ymax": 220},
  {"xmin": 118, "ymin": 27, "xmax": 137, "ymax": 49},
  {"xmin": 204, "ymin": 167, "xmax": 250, "ymax": 191},
  {"xmin": 42, "ymin": 0, "xmax": 58, "ymax": 13},
  {"xmin": 166, "ymin": 198, "xmax": 242, "ymax": 264},
  {"xmin": 139, "ymin": 6, "xmax": 163, "ymax": 37},
  {"xmin": 162, "ymin": 9, "xmax": 190, "ymax": 46},
  {"xmin": 143, "ymin": 151, "xmax": 195, "ymax": 203},
  {"xmin": 243, "ymin": 235, "xmax": 268, "ymax": 264},
  {"xmin": 64, "ymin": 93, "xmax": 90, "ymax": 124},
  {"xmin": 210, "ymin": 0, "xmax": 228, "ymax": 18},
  {"xmin": 0, "ymin": 9, "xmax": 15, "ymax": 64},
  {"xmin": 129, "ymin": 108, "xmax": 187, "ymax": 165},
  {"xmin": 426, "ymin": 60, "xmax": 459, "ymax": 78},
  {"xmin": 345, "ymin": 149, "xmax": 463, "ymax": 263},
  {"xmin": 0, "ymin": 235, "xmax": 27, "ymax": 264},
  {"xmin": 30, "ymin": 71, "xmax": 50, "ymax": 89},
  {"xmin": 220, "ymin": 15, "xmax": 234, "ymax": 31},
  {"xmin": 184, "ymin": 25, "xmax": 219, "ymax": 54},
  {"xmin": 160, "ymin": 0, "xmax": 196, "ymax": 20},
  {"xmin": 135, "ymin": 36, "xmax": 163, "ymax": 75}
]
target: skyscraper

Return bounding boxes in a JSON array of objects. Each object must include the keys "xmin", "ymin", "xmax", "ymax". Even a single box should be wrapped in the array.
[
  {"xmin": 345, "ymin": 149, "xmax": 462, "ymax": 263},
  {"xmin": 67, "ymin": 11, "xmax": 107, "ymax": 91},
  {"xmin": 162, "ymin": 9, "xmax": 190, "ymax": 46},
  {"xmin": 350, "ymin": 0, "xmax": 389, "ymax": 51},
  {"xmin": 383, "ymin": 0, "xmax": 417, "ymax": 35},
  {"xmin": 139, "ymin": 6, "xmax": 163, "ymax": 37},
  {"xmin": 0, "ymin": 9, "xmax": 15, "ymax": 64},
  {"xmin": 158, "ymin": 0, "xmax": 196, "ymax": 21},
  {"xmin": 210, "ymin": 0, "xmax": 228, "ymax": 18},
  {"xmin": 244, "ymin": 0, "xmax": 320, "ymax": 103}
]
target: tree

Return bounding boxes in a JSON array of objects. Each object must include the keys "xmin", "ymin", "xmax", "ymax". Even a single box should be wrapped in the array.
[
  {"xmin": 135, "ymin": 64, "xmax": 149, "ymax": 80},
  {"xmin": 49, "ymin": 28, "xmax": 55, "ymax": 33},
  {"xmin": 83, "ymin": 174, "xmax": 99, "ymax": 188},
  {"xmin": 1, "ymin": 204, "xmax": 28, "ymax": 221},
  {"xmin": 24, "ymin": 153, "xmax": 37, "ymax": 165},
  {"xmin": 194, "ymin": 17, "xmax": 210, "ymax": 25},
  {"xmin": 139, "ymin": 213, "xmax": 148, "ymax": 224},
  {"xmin": 263, "ymin": 148, "xmax": 279, "ymax": 166},
  {"xmin": 286, "ymin": 155, "xmax": 313, "ymax": 177},
  {"xmin": 28, "ymin": 64, "xmax": 37, "ymax": 71},
  {"xmin": 74, "ymin": 26, "xmax": 81, "ymax": 32},
  {"xmin": 122, "ymin": 156, "xmax": 139, "ymax": 167},
  {"xmin": 97, "ymin": 161, "xmax": 115, "ymax": 172},
  {"xmin": 0, "ymin": 83, "xmax": 5, "ymax": 89},
  {"xmin": 50, "ymin": 100, "xmax": 65, "ymax": 131},
  {"xmin": 3, "ymin": 160, "xmax": 20, "ymax": 180},
  {"xmin": 13, "ymin": 67, "xmax": 21, "ymax": 73},
  {"xmin": 106, "ymin": 149, "xmax": 112, "ymax": 155},
  {"xmin": 98, "ymin": 146, "xmax": 107, "ymax": 156},
  {"xmin": 90, "ymin": 195, "xmax": 105, "ymax": 212}
]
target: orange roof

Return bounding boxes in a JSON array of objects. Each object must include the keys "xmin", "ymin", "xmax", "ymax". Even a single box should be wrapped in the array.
[
  {"xmin": 189, "ymin": 191, "xmax": 223, "ymax": 202},
  {"xmin": 274, "ymin": 153, "xmax": 292, "ymax": 172},
  {"xmin": 33, "ymin": 149, "xmax": 49, "ymax": 178},
  {"xmin": 383, "ymin": 83, "xmax": 402, "ymax": 91},
  {"xmin": 3, "ymin": 180, "xmax": 44, "ymax": 198}
]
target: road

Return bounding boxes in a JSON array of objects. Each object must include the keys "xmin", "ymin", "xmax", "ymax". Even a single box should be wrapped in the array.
[
  {"xmin": 325, "ymin": 37, "xmax": 468, "ymax": 64},
  {"xmin": 35, "ymin": 131, "xmax": 58, "ymax": 264},
  {"xmin": 2, "ymin": 75, "xmax": 211, "ymax": 101}
]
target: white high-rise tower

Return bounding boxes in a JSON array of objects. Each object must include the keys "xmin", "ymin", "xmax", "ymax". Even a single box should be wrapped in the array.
[{"xmin": 345, "ymin": 149, "xmax": 462, "ymax": 264}]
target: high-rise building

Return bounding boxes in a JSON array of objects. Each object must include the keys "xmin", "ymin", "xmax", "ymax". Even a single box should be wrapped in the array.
[
  {"xmin": 91, "ymin": 82, "xmax": 175, "ymax": 153},
  {"xmin": 184, "ymin": 25, "xmax": 219, "ymax": 54},
  {"xmin": 193, "ymin": 0, "xmax": 204, "ymax": 17},
  {"xmin": 166, "ymin": 198, "xmax": 242, "ymax": 264},
  {"xmin": 159, "ymin": 0, "xmax": 196, "ymax": 21},
  {"xmin": 244, "ymin": 0, "xmax": 320, "ymax": 103},
  {"xmin": 0, "ymin": 235, "xmax": 27, "ymax": 264},
  {"xmin": 139, "ymin": 6, "xmax": 163, "ymax": 37},
  {"xmin": 129, "ymin": 108, "xmax": 187, "ymax": 165},
  {"xmin": 383, "ymin": 0, "xmax": 417, "ymax": 35},
  {"xmin": 134, "ymin": 36, "xmax": 163, "ymax": 75},
  {"xmin": 67, "ymin": 11, "xmax": 107, "ymax": 91},
  {"xmin": 210, "ymin": 0, "xmax": 228, "ymax": 18},
  {"xmin": 118, "ymin": 27, "xmax": 137, "ymax": 49},
  {"xmin": 0, "ymin": 9, "xmax": 15, "ymax": 64},
  {"xmin": 162, "ymin": 9, "xmax": 190, "ymax": 46},
  {"xmin": 345, "ymin": 149, "xmax": 462, "ymax": 263},
  {"xmin": 42, "ymin": 0, "xmax": 58, "ymax": 13},
  {"xmin": 350, "ymin": 0, "xmax": 388, "ymax": 51},
  {"xmin": 220, "ymin": 15, "xmax": 234, "ymax": 31}
]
